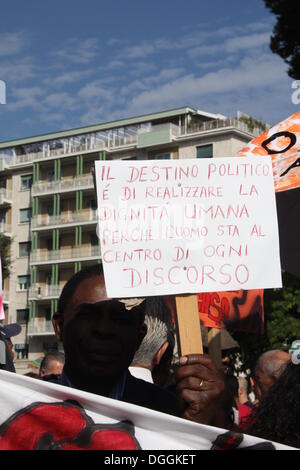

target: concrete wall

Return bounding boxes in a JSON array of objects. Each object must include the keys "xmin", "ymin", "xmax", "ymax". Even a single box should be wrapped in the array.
[{"xmin": 178, "ymin": 132, "xmax": 250, "ymax": 160}]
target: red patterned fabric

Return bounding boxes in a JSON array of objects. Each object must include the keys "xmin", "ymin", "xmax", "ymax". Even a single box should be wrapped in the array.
[{"xmin": 0, "ymin": 400, "xmax": 139, "ymax": 450}]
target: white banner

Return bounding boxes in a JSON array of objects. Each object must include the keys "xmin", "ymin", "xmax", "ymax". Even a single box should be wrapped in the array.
[
  {"xmin": 0, "ymin": 370, "xmax": 293, "ymax": 450},
  {"xmin": 95, "ymin": 158, "xmax": 282, "ymax": 298}
]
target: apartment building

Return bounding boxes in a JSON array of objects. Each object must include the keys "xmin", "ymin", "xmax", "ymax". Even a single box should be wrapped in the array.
[{"xmin": 0, "ymin": 106, "xmax": 265, "ymax": 373}]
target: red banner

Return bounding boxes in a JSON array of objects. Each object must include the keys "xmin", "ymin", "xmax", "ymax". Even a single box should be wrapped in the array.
[{"xmin": 198, "ymin": 289, "xmax": 264, "ymax": 334}]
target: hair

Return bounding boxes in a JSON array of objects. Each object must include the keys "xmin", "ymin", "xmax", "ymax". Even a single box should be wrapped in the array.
[
  {"xmin": 39, "ymin": 351, "xmax": 65, "ymax": 377},
  {"xmin": 24, "ymin": 372, "xmax": 39, "ymax": 379},
  {"xmin": 152, "ymin": 330, "xmax": 176, "ymax": 387},
  {"xmin": 131, "ymin": 296, "xmax": 173, "ymax": 368},
  {"xmin": 246, "ymin": 362, "xmax": 300, "ymax": 448},
  {"xmin": 57, "ymin": 264, "xmax": 104, "ymax": 315},
  {"xmin": 254, "ymin": 350, "xmax": 290, "ymax": 379},
  {"xmin": 226, "ymin": 372, "xmax": 239, "ymax": 400},
  {"xmin": 221, "ymin": 371, "xmax": 239, "ymax": 423}
]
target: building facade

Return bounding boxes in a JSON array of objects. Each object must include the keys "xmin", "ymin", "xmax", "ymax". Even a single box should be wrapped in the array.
[{"xmin": 0, "ymin": 106, "xmax": 265, "ymax": 373}]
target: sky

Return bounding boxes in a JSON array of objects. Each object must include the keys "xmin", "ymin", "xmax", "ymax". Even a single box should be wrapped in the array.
[{"xmin": 0, "ymin": 0, "xmax": 298, "ymax": 143}]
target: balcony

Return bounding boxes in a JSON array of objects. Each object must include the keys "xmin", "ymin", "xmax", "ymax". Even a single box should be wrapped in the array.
[
  {"xmin": 29, "ymin": 285, "xmax": 61, "ymax": 301},
  {"xmin": 0, "ymin": 188, "xmax": 12, "ymax": 206},
  {"xmin": 32, "ymin": 175, "xmax": 94, "ymax": 196},
  {"xmin": 0, "ymin": 221, "xmax": 11, "ymax": 236},
  {"xmin": 7, "ymin": 117, "xmax": 265, "ymax": 168},
  {"xmin": 180, "ymin": 117, "xmax": 264, "ymax": 137},
  {"xmin": 31, "ymin": 210, "xmax": 98, "ymax": 230},
  {"xmin": 0, "ymin": 156, "xmax": 12, "ymax": 171},
  {"xmin": 13, "ymin": 134, "xmax": 138, "ymax": 166},
  {"xmin": 28, "ymin": 318, "xmax": 55, "ymax": 336},
  {"xmin": 137, "ymin": 123, "xmax": 180, "ymax": 148},
  {"xmin": 30, "ymin": 245, "xmax": 101, "ymax": 265}
]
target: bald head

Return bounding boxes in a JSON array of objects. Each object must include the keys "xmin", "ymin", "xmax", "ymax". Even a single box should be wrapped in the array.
[
  {"xmin": 257, "ymin": 350, "xmax": 290, "ymax": 377},
  {"xmin": 253, "ymin": 350, "xmax": 290, "ymax": 399}
]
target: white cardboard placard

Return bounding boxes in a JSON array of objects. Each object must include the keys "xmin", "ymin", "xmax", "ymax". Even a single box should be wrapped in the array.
[{"xmin": 95, "ymin": 157, "xmax": 282, "ymax": 298}]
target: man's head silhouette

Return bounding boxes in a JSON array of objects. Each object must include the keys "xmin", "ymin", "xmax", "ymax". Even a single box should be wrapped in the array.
[{"xmin": 53, "ymin": 264, "xmax": 147, "ymax": 396}]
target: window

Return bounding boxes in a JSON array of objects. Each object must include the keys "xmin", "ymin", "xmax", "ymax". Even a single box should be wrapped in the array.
[
  {"xmin": 196, "ymin": 144, "xmax": 213, "ymax": 159},
  {"xmin": 47, "ymin": 204, "xmax": 54, "ymax": 217},
  {"xmin": 45, "ymin": 274, "xmax": 52, "ymax": 296},
  {"xmin": 90, "ymin": 234, "xmax": 99, "ymax": 246},
  {"xmin": 19, "ymin": 242, "xmax": 31, "ymax": 257},
  {"xmin": 20, "ymin": 208, "xmax": 32, "ymax": 223},
  {"xmin": 47, "ymin": 170, "xmax": 55, "ymax": 182},
  {"xmin": 18, "ymin": 275, "xmax": 30, "ymax": 291},
  {"xmin": 21, "ymin": 175, "xmax": 33, "ymax": 191},
  {"xmin": 46, "ymin": 239, "xmax": 53, "ymax": 251},
  {"xmin": 121, "ymin": 156, "xmax": 137, "ymax": 161},
  {"xmin": 155, "ymin": 153, "xmax": 171, "ymax": 160},
  {"xmin": 44, "ymin": 309, "xmax": 52, "ymax": 322},
  {"xmin": 90, "ymin": 199, "xmax": 97, "ymax": 211},
  {"xmin": 16, "ymin": 309, "xmax": 29, "ymax": 324}
]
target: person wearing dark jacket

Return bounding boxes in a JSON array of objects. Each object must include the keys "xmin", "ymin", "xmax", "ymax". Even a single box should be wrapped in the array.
[
  {"xmin": 51, "ymin": 264, "xmax": 230, "ymax": 426},
  {"xmin": 52, "ymin": 264, "xmax": 180, "ymax": 417}
]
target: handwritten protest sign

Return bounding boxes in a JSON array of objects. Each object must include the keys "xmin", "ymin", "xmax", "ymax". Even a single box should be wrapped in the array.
[
  {"xmin": 0, "ymin": 258, "xmax": 4, "ymax": 321},
  {"xmin": 238, "ymin": 111, "xmax": 300, "ymax": 192},
  {"xmin": 95, "ymin": 157, "xmax": 282, "ymax": 298}
]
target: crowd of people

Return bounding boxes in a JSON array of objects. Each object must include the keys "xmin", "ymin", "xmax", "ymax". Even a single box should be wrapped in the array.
[{"xmin": 0, "ymin": 263, "xmax": 299, "ymax": 449}]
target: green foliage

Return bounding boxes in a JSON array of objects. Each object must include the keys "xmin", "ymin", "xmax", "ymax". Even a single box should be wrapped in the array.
[
  {"xmin": 238, "ymin": 115, "xmax": 267, "ymax": 133},
  {"xmin": 264, "ymin": 0, "xmax": 300, "ymax": 80},
  {"xmin": 232, "ymin": 272, "xmax": 300, "ymax": 373},
  {"xmin": 0, "ymin": 233, "xmax": 11, "ymax": 280}
]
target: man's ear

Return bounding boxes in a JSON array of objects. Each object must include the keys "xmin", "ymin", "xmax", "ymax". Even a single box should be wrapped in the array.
[
  {"xmin": 154, "ymin": 341, "xmax": 169, "ymax": 366},
  {"xmin": 52, "ymin": 313, "xmax": 63, "ymax": 341}
]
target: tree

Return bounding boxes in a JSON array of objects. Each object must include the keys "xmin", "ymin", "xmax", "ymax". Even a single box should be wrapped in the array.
[
  {"xmin": 264, "ymin": 0, "xmax": 300, "ymax": 79},
  {"xmin": 0, "ymin": 233, "xmax": 11, "ymax": 280},
  {"xmin": 232, "ymin": 271, "xmax": 300, "ymax": 373}
]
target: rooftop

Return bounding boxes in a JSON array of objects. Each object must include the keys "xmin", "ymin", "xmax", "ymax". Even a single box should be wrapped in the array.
[{"xmin": 0, "ymin": 106, "xmax": 223, "ymax": 149}]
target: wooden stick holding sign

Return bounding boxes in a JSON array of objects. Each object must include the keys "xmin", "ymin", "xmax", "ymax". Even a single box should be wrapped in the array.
[
  {"xmin": 175, "ymin": 295, "xmax": 222, "ymax": 369},
  {"xmin": 207, "ymin": 328, "xmax": 222, "ymax": 369},
  {"xmin": 175, "ymin": 294, "xmax": 203, "ymax": 356}
]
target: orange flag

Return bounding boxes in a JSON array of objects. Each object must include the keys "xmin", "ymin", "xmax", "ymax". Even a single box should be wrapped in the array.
[{"xmin": 238, "ymin": 111, "xmax": 300, "ymax": 192}]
